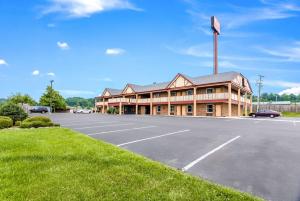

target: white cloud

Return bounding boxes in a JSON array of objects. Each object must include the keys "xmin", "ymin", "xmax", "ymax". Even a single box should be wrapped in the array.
[
  {"xmin": 47, "ymin": 23, "xmax": 56, "ymax": 28},
  {"xmin": 59, "ymin": 89, "xmax": 96, "ymax": 96},
  {"xmin": 264, "ymin": 80, "xmax": 300, "ymax": 95},
  {"xmin": 57, "ymin": 41, "xmax": 70, "ymax": 50},
  {"xmin": 102, "ymin": 77, "xmax": 112, "ymax": 82},
  {"xmin": 105, "ymin": 48, "xmax": 125, "ymax": 56},
  {"xmin": 185, "ymin": 0, "xmax": 300, "ymax": 30},
  {"xmin": 42, "ymin": 0, "xmax": 141, "ymax": 18},
  {"xmin": 47, "ymin": 72, "xmax": 55, "ymax": 76},
  {"xmin": 279, "ymin": 87, "xmax": 300, "ymax": 95},
  {"xmin": 0, "ymin": 59, "xmax": 8, "ymax": 65},
  {"xmin": 264, "ymin": 80, "xmax": 300, "ymax": 88},
  {"xmin": 257, "ymin": 41, "xmax": 300, "ymax": 62},
  {"xmin": 32, "ymin": 70, "xmax": 40, "ymax": 76}
]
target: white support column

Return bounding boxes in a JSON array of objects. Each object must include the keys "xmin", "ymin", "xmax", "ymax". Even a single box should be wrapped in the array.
[
  {"xmin": 238, "ymin": 88, "xmax": 241, "ymax": 116},
  {"xmin": 193, "ymin": 87, "xmax": 197, "ymax": 116},
  {"xmin": 119, "ymin": 101, "xmax": 122, "ymax": 115},
  {"xmin": 250, "ymin": 94, "xmax": 253, "ymax": 113},
  {"xmin": 228, "ymin": 83, "xmax": 232, "ymax": 117},
  {"xmin": 135, "ymin": 95, "xmax": 138, "ymax": 115},
  {"xmin": 150, "ymin": 92, "xmax": 153, "ymax": 115},
  {"xmin": 244, "ymin": 92, "xmax": 248, "ymax": 116},
  {"xmin": 167, "ymin": 90, "xmax": 171, "ymax": 116}
]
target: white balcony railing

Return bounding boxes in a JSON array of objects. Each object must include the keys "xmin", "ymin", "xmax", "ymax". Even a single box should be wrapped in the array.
[
  {"xmin": 170, "ymin": 95, "xmax": 193, "ymax": 102},
  {"xmin": 108, "ymin": 98, "xmax": 132, "ymax": 103},
  {"xmin": 196, "ymin": 93, "xmax": 229, "ymax": 101},
  {"xmin": 231, "ymin": 94, "xmax": 238, "ymax": 101},
  {"xmin": 104, "ymin": 93, "xmax": 252, "ymax": 104},
  {"xmin": 138, "ymin": 98, "xmax": 151, "ymax": 104},
  {"xmin": 153, "ymin": 97, "xmax": 168, "ymax": 103},
  {"xmin": 95, "ymin": 101, "xmax": 108, "ymax": 106}
]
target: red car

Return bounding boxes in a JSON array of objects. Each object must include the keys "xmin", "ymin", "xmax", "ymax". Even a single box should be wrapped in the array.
[{"xmin": 249, "ymin": 110, "xmax": 281, "ymax": 118}]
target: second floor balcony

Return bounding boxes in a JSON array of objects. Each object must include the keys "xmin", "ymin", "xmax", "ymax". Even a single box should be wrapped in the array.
[{"xmin": 96, "ymin": 92, "xmax": 251, "ymax": 105}]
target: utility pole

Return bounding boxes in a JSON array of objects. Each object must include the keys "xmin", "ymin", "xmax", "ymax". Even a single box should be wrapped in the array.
[
  {"xmin": 256, "ymin": 75, "xmax": 264, "ymax": 112},
  {"xmin": 50, "ymin": 80, "xmax": 54, "ymax": 113}
]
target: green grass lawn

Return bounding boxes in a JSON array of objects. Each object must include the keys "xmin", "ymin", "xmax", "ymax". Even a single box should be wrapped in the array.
[
  {"xmin": 0, "ymin": 128, "xmax": 263, "ymax": 201},
  {"xmin": 282, "ymin": 112, "xmax": 300, "ymax": 117}
]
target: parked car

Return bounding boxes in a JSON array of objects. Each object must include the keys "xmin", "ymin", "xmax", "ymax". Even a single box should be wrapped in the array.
[
  {"xmin": 75, "ymin": 109, "xmax": 92, "ymax": 114},
  {"xmin": 29, "ymin": 106, "xmax": 49, "ymax": 114},
  {"xmin": 249, "ymin": 110, "xmax": 281, "ymax": 118}
]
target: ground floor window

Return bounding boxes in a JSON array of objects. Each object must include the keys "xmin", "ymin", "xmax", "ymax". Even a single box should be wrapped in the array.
[
  {"xmin": 187, "ymin": 105, "xmax": 193, "ymax": 113},
  {"xmin": 170, "ymin": 105, "xmax": 175, "ymax": 113},
  {"xmin": 157, "ymin": 105, "xmax": 161, "ymax": 113},
  {"xmin": 207, "ymin": 104, "xmax": 214, "ymax": 113}
]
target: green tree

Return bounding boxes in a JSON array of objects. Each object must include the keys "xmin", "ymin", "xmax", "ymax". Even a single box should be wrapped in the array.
[
  {"xmin": 39, "ymin": 86, "xmax": 67, "ymax": 112},
  {"xmin": 7, "ymin": 93, "xmax": 37, "ymax": 106},
  {"xmin": 65, "ymin": 97, "xmax": 95, "ymax": 108},
  {"xmin": 0, "ymin": 102, "xmax": 28, "ymax": 125}
]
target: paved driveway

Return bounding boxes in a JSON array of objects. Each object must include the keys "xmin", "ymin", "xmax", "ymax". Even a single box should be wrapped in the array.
[{"xmin": 44, "ymin": 113, "xmax": 300, "ymax": 201}]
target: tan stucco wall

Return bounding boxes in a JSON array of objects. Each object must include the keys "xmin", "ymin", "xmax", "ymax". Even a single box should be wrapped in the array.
[
  {"xmin": 153, "ymin": 105, "xmax": 168, "ymax": 115},
  {"xmin": 140, "ymin": 106, "xmax": 146, "ymax": 115},
  {"xmin": 170, "ymin": 76, "xmax": 192, "ymax": 88}
]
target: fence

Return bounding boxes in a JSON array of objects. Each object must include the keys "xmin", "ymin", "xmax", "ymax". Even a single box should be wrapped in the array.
[{"xmin": 252, "ymin": 102, "xmax": 300, "ymax": 113}]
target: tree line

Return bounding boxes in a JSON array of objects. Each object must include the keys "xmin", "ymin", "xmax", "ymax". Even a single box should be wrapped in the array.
[
  {"xmin": 252, "ymin": 93, "xmax": 300, "ymax": 102},
  {"xmin": 1, "ymin": 85, "xmax": 95, "ymax": 111}
]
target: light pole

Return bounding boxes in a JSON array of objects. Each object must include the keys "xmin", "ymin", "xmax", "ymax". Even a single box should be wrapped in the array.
[{"xmin": 50, "ymin": 80, "xmax": 54, "ymax": 113}]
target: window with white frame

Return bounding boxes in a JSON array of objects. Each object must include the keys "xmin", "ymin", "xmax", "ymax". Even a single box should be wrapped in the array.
[
  {"xmin": 206, "ymin": 88, "xmax": 214, "ymax": 94},
  {"xmin": 157, "ymin": 105, "xmax": 161, "ymax": 113},
  {"xmin": 186, "ymin": 90, "xmax": 193, "ymax": 95},
  {"xmin": 187, "ymin": 105, "xmax": 193, "ymax": 113},
  {"xmin": 171, "ymin": 91, "xmax": 177, "ymax": 96},
  {"xmin": 207, "ymin": 104, "xmax": 214, "ymax": 113}
]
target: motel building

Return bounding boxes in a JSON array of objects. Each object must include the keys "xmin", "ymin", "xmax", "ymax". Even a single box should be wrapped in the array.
[{"xmin": 95, "ymin": 71, "xmax": 253, "ymax": 117}]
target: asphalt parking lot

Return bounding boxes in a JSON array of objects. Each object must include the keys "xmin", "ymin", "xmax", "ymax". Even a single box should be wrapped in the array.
[{"xmin": 45, "ymin": 113, "xmax": 300, "ymax": 201}]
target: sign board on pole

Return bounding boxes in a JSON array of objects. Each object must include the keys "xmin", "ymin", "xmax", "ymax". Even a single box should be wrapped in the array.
[{"xmin": 211, "ymin": 16, "xmax": 221, "ymax": 35}]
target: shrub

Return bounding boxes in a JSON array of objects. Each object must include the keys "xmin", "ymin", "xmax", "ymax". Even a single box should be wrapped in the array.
[
  {"xmin": 107, "ymin": 107, "xmax": 119, "ymax": 114},
  {"xmin": 24, "ymin": 116, "xmax": 51, "ymax": 123},
  {"xmin": 15, "ymin": 121, "xmax": 21, "ymax": 127},
  {"xmin": 0, "ymin": 116, "xmax": 13, "ymax": 129},
  {"xmin": 20, "ymin": 116, "xmax": 57, "ymax": 129},
  {"xmin": 0, "ymin": 102, "xmax": 28, "ymax": 125},
  {"xmin": 20, "ymin": 121, "xmax": 54, "ymax": 129}
]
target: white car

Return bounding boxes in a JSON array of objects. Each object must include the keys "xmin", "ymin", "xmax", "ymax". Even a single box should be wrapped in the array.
[{"xmin": 75, "ymin": 109, "xmax": 92, "ymax": 114}]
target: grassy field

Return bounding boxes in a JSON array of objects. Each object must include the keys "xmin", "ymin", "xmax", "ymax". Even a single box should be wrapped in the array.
[
  {"xmin": 0, "ymin": 128, "xmax": 263, "ymax": 201},
  {"xmin": 282, "ymin": 112, "xmax": 300, "ymax": 117}
]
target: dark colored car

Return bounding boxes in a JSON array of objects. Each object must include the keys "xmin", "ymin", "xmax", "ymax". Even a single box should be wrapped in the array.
[
  {"xmin": 29, "ymin": 106, "xmax": 49, "ymax": 114},
  {"xmin": 249, "ymin": 110, "xmax": 281, "ymax": 118}
]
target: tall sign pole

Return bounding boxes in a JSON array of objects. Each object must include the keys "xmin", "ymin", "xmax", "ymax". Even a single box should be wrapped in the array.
[{"xmin": 211, "ymin": 16, "xmax": 221, "ymax": 75}]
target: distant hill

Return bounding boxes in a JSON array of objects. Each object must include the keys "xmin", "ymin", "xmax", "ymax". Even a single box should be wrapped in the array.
[
  {"xmin": 0, "ymin": 98, "xmax": 7, "ymax": 104},
  {"xmin": 65, "ymin": 97, "xmax": 95, "ymax": 108}
]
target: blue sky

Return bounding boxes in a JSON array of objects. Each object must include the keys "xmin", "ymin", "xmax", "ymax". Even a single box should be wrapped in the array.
[{"xmin": 1, "ymin": 0, "xmax": 300, "ymax": 100}]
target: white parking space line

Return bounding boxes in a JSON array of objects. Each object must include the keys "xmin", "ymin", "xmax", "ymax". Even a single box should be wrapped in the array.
[
  {"xmin": 74, "ymin": 123, "xmax": 134, "ymax": 130},
  {"xmin": 182, "ymin": 136, "xmax": 241, "ymax": 172},
  {"xmin": 117, "ymin": 129, "xmax": 190, "ymax": 147},
  {"xmin": 87, "ymin": 126, "xmax": 156, "ymax": 136},
  {"xmin": 62, "ymin": 121, "xmax": 118, "ymax": 126}
]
